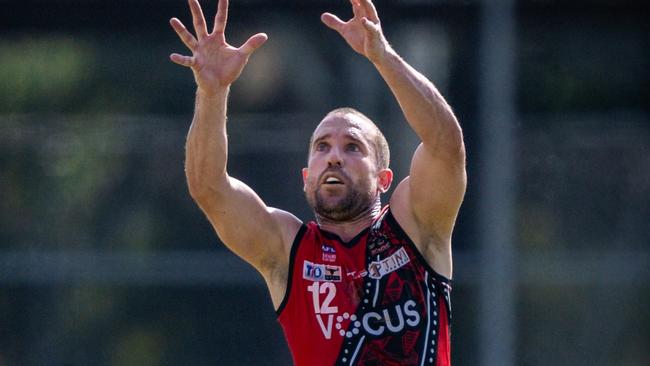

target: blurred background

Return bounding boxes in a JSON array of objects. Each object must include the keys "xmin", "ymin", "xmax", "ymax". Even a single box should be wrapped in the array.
[{"xmin": 1, "ymin": 0, "xmax": 648, "ymax": 365}]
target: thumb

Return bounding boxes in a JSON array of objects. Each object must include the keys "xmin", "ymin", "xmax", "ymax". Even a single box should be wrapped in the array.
[
  {"xmin": 321, "ymin": 13, "xmax": 345, "ymax": 33},
  {"xmin": 240, "ymin": 33, "xmax": 268, "ymax": 56}
]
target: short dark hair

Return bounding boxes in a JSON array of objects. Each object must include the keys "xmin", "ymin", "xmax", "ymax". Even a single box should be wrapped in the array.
[{"xmin": 309, "ymin": 107, "xmax": 390, "ymax": 170}]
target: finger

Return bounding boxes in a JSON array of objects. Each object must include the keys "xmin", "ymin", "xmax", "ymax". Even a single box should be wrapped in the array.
[
  {"xmin": 170, "ymin": 18, "xmax": 198, "ymax": 50},
  {"xmin": 170, "ymin": 53, "xmax": 195, "ymax": 67},
  {"xmin": 239, "ymin": 33, "xmax": 268, "ymax": 56},
  {"xmin": 321, "ymin": 13, "xmax": 346, "ymax": 33},
  {"xmin": 361, "ymin": 0, "xmax": 380, "ymax": 23},
  {"xmin": 213, "ymin": 0, "xmax": 228, "ymax": 37},
  {"xmin": 350, "ymin": 0, "xmax": 362, "ymax": 18},
  {"xmin": 189, "ymin": 0, "xmax": 208, "ymax": 39},
  {"xmin": 362, "ymin": 17, "xmax": 381, "ymax": 36}
]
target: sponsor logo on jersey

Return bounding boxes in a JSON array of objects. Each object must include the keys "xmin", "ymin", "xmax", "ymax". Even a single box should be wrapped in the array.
[
  {"xmin": 368, "ymin": 247, "xmax": 410, "ymax": 279},
  {"xmin": 346, "ymin": 270, "xmax": 368, "ymax": 279},
  {"xmin": 303, "ymin": 260, "xmax": 342, "ymax": 282},
  {"xmin": 368, "ymin": 233, "xmax": 391, "ymax": 256},
  {"xmin": 356, "ymin": 299, "xmax": 420, "ymax": 338},
  {"xmin": 324, "ymin": 265, "xmax": 342, "ymax": 281},
  {"xmin": 370, "ymin": 242, "xmax": 391, "ymax": 256},
  {"xmin": 322, "ymin": 244, "xmax": 337, "ymax": 262},
  {"xmin": 323, "ymin": 253, "xmax": 336, "ymax": 262},
  {"xmin": 327, "ymin": 300, "xmax": 421, "ymax": 339}
]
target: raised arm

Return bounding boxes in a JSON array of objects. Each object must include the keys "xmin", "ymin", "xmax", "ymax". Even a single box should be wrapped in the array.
[
  {"xmin": 322, "ymin": 0, "xmax": 466, "ymax": 277},
  {"xmin": 170, "ymin": 0, "xmax": 301, "ymax": 290}
]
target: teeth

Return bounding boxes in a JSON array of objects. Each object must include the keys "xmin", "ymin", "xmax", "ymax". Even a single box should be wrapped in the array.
[{"xmin": 326, "ymin": 177, "xmax": 341, "ymax": 183}]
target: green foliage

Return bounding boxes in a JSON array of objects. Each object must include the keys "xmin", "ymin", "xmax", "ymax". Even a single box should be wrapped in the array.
[{"xmin": 0, "ymin": 36, "xmax": 94, "ymax": 112}]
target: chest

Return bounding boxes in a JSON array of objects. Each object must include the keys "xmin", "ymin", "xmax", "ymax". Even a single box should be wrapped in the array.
[{"xmin": 297, "ymin": 231, "xmax": 420, "ymax": 306}]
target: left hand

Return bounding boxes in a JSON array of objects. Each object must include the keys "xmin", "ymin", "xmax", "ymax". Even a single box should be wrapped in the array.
[{"xmin": 321, "ymin": 0, "xmax": 389, "ymax": 63}]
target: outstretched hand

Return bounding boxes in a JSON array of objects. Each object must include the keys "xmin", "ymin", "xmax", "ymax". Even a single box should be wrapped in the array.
[
  {"xmin": 170, "ymin": 0, "xmax": 267, "ymax": 95},
  {"xmin": 321, "ymin": 0, "xmax": 389, "ymax": 63}
]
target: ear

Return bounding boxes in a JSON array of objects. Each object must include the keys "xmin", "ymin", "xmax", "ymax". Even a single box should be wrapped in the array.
[
  {"xmin": 376, "ymin": 168, "xmax": 393, "ymax": 193},
  {"xmin": 302, "ymin": 168, "xmax": 309, "ymax": 191}
]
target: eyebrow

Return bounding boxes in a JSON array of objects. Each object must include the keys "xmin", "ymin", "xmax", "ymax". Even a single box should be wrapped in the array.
[
  {"xmin": 312, "ymin": 133, "xmax": 331, "ymax": 147},
  {"xmin": 346, "ymin": 131, "xmax": 367, "ymax": 145},
  {"xmin": 312, "ymin": 132, "xmax": 369, "ymax": 149}
]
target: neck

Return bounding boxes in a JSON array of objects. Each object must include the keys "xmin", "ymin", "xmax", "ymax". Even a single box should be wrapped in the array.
[{"xmin": 315, "ymin": 197, "xmax": 382, "ymax": 242}]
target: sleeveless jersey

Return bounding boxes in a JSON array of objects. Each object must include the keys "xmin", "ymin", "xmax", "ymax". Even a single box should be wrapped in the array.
[{"xmin": 277, "ymin": 206, "xmax": 452, "ymax": 366}]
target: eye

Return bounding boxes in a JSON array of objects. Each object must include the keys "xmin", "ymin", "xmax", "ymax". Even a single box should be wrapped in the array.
[
  {"xmin": 346, "ymin": 143, "xmax": 360, "ymax": 152},
  {"xmin": 315, "ymin": 142, "xmax": 329, "ymax": 152}
]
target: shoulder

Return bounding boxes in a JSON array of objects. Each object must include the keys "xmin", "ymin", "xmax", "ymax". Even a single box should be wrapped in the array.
[
  {"xmin": 389, "ymin": 174, "xmax": 458, "ymax": 244},
  {"xmin": 388, "ymin": 178, "xmax": 425, "ymax": 241},
  {"xmin": 267, "ymin": 208, "xmax": 305, "ymax": 258},
  {"xmin": 260, "ymin": 209, "xmax": 308, "ymax": 309},
  {"xmin": 388, "ymin": 181, "xmax": 453, "ymax": 278}
]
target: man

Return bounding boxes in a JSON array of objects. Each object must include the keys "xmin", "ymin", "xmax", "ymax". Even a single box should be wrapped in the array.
[{"xmin": 170, "ymin": 0, "xmax": 466, "ymax": 365}]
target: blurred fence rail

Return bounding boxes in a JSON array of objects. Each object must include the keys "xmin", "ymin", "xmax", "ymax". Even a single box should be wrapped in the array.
[{"xmin": 1, "ymin": 250, "xmax": 647, "ymax": 287}]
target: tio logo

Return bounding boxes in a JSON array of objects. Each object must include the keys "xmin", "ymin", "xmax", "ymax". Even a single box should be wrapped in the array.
[{"xmin": 303, "ymin": 261, "xmax": 341, "ymax": 282}]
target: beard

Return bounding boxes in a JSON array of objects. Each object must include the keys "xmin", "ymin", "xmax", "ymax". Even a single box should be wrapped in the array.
[{"xmin": 305, "ymin": 174, "xmax": 376, "ymax": 222}]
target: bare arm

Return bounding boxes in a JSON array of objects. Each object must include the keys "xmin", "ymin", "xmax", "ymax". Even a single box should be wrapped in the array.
[
  {"xmin": 322, "ymin": 0, "xmax": 466, "ymax": 276},
  {"xmin": 171, "ymin": 0, "xmax": 301, "ymax": 279}
]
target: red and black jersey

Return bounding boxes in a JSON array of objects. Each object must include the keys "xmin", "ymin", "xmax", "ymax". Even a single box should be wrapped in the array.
[{"xmin": 277, "ymin": 206, "xmax": 452, "ymax": 366}]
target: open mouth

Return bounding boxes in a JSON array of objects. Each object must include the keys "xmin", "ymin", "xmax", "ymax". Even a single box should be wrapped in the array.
[
  {"xmin": 325, "ymin": 177, "xmax": 343, "ymax": 184},
  {"xmin": 324, "ymin": 176, "xmax": 344, "ymax": 185},
  {"xmin": 321, "ymin": 171, "xmax": 347, "ymax": 186}
]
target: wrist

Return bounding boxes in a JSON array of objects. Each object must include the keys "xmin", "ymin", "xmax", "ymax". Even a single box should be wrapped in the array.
[
  {"xmin": 369, "ymin": 43, "xmax": 397, "ymax": 68},
  {"xmin": 197, "ymin": 85, "xmax": 229, "ymax": 100}
]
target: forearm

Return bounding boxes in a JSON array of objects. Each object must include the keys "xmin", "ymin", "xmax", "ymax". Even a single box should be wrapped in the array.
[
  {"xmin": 373, "ymin": 48, "xmax": 463, "ymax": 155},
  {"xmin": 185, "ymin": 86, "xmax": 230, "ymax": 200}
]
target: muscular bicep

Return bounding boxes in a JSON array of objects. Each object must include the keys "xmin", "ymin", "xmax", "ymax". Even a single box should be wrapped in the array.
[
  {"xmin": 393, "ymin": 143, "xmax": 466, "ymax": 242},
  {"xmin": 194, "ymin": 177, "xmax": 301, "ymax": 271}
]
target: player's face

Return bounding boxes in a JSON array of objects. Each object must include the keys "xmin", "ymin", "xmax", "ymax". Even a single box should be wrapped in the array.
[{"xmin": 303, "ymin": 114, "xmax": 381, "ymax": 222}]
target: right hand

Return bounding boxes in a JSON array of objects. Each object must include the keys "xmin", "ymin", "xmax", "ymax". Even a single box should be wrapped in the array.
[{"xmin": 170, "ymin": 0, "xmax": 268, "ymax": 95}]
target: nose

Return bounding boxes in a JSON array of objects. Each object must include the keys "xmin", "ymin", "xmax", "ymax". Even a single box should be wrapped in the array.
[{"xmin": 327, "ymin": 146, "xmax": 343, "ymax": 167}]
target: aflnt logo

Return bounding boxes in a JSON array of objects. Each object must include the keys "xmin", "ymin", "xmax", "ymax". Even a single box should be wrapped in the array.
[
  {"xmin": 321, "ymin": 244, "xmax": 336, "ymax": 253},
  {"xmin": 322, "ymin": 244, "xmax": 337, "ymax": 262},
  {"xmin": 303, "ymin": 260, "xmax": 342, "ymax": 282}
]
